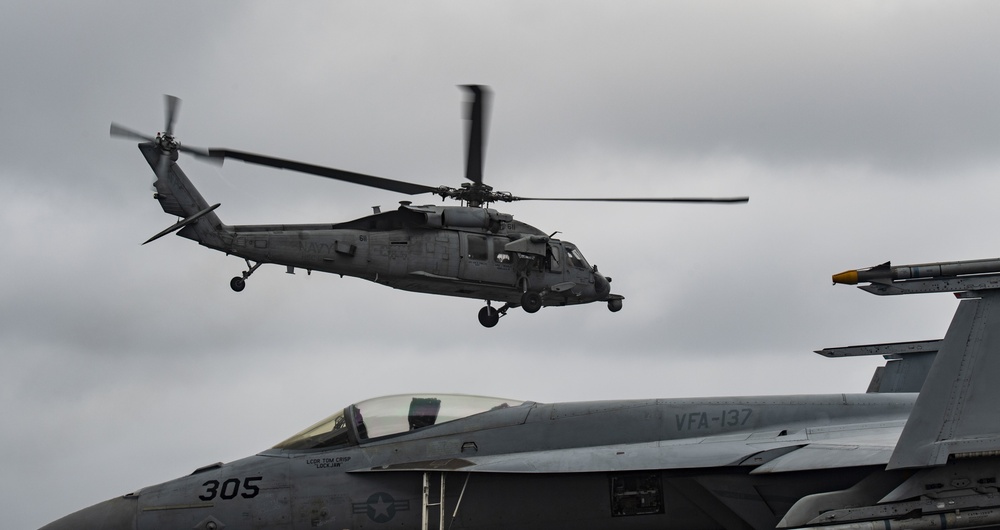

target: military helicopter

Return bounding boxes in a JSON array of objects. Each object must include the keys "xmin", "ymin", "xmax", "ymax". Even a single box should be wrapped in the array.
[
  {"xmin": 110, "ymin": 87, "xmax": 747, "ymax": 327},
  {"xmin": 42, "ymin": 255, "xmax": 1000, "ymax": 529}
]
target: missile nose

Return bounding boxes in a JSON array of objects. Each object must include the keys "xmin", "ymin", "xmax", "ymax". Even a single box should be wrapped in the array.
[
  {"xmin": 39, "ymin": 495, "xmax": 137, "ymax": 530},
  {"xmin": 832, "ymin": 270, "xmax": 859, "ymax": 285}
]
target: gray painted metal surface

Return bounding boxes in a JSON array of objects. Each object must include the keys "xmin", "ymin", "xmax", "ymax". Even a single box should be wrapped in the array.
[
  {"xmin": 41, "ymin": 256, "xmax": 1000, "ymax": 529},
  {"xmin": 815, "ymin": 340, "xmax": 940, "ymax": 393}
]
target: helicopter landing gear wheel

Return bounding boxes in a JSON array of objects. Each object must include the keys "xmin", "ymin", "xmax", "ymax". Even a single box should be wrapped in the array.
[
  {"xmin": 608, "ymin": 298, "xmax": 623, "ymax": 312},
  {"xmin": 230, "ymin": 259, "xmax": 263, "ymax": 292},
  {"xmin": 521, "ymin": 291, "xmax": 542, "ymax": 313},
  {"xmin": 478, "ymin": 306, "xmax": 500, "ymax": 328}
]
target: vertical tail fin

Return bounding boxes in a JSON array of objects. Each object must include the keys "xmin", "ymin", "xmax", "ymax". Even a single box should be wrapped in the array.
[
  {"xmin": 138, "ymin": 143, "xmax": 228, "ymax": 247},
  {"xmin": 887, "ymin": 290, "xmax": 1000, "ymax": 469}
]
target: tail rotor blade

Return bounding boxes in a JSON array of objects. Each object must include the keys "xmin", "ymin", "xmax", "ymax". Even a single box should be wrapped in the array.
[
  {"xmin": 163, "ymin": 95, "xmax": 180, "ymax": 136},
  {"xmin": 111, "ymin": 94, "xmax": 226, "ymax": 182},
  {"xmin": 155, "ymin": 151, "xmax": 170, "ymax": 182},
  {"xmin": 110, "ymin": 122, "xmax": 155, "ymax": 143}
]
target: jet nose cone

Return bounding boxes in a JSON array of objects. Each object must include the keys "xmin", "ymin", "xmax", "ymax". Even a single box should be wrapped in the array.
[{"xmin": 40, "ymin": 495, "xmax": 136, "ymax": 530}]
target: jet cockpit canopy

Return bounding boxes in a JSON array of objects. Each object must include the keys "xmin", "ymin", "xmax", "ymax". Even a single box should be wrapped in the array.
[{"xmin": 273, "ymin": 394, "xmax": 525, "ymax": 451}]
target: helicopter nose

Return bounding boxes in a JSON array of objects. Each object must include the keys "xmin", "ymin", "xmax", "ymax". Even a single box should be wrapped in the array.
[
  {"xmin": 594, "ymin": 270, "xmax": 611, "ymax": 297},
  {"xmin": 39, "ymin": 494, "xmax": 137, "ymax": 530}
]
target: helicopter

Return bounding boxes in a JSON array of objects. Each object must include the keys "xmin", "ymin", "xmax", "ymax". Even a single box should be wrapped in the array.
[{"xmin": 110, "ymin": 87, "xmax": 747, "ymax": 327}]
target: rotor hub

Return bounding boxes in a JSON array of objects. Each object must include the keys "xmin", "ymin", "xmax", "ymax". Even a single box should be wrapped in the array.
[
  {"xmin": 155, "ymin": 133, "xmax": 180, "ymax": 152},
  {"xmin": 438, "ymin": 182, "xmax": 516, "ymax": 207}
]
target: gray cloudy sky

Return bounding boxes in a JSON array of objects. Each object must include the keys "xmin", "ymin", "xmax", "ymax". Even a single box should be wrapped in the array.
[{"xmin": 5, "ymin": 1, "xmax": 1000, "ymax": 528}]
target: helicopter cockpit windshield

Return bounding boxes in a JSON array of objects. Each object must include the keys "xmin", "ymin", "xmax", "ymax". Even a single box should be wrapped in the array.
[
  {"xmin": 564, "ymin": 244, "xmax": 590, "ymax": 270},
  {"xmin": 273, "ymin": 394, "xmax": 525, "ymax": 451}
]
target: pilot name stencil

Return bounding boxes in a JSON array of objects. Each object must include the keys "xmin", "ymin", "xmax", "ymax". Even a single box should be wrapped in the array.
[
  {"xmin": 675, "ymin": 409, "xmax": 752, "ymax": 431},
  {"xmin": 306, "ymin": 456, "xmax": 351, "ymax": 469}
]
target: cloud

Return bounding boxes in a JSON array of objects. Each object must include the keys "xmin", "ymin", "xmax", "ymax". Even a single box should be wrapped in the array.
[{"xmin": 5, "ymin": 2, "xmax": 999, "ymax": 528}]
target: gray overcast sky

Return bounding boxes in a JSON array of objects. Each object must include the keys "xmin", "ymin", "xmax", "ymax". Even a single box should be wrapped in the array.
[{"xmin": 5, "ymin": 1, "xmax": 1000, "ymax": 528}]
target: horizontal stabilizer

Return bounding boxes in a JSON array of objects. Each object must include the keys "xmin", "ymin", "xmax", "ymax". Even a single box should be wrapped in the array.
[{"xmin": 143, "ymin": 203, "xmax": 221, "ymax": 245}]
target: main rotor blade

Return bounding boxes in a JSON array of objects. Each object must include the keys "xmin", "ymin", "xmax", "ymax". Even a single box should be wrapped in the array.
[
  {"xmin": 510, "ymin": 196, "xmax": 750, "ymax": 203},
  {"xmin": 164, "ymin": 95, "xmax": 180, "ymax": 136},
  {"xmin": 179, "ymin": 144, "xmax": 223, "ymax": 165},
  {"xmin": 208, "ymin": 148, "xmax": 440, "ymax": 196},
  {"xmin": 110, "ymin": 122, "xmax": 156, "ymax": 143},
  {"xmin": 462, "ymin": 85, "xmax": 490, "ymax": 185}
]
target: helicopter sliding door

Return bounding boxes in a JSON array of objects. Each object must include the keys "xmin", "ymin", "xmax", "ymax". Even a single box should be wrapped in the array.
[
  {"xmin": 403, "ymin": 231, "xmax": 458, "ymax": 278},
  {"xmin": 430, "ymin": 232, "xmax": 458, "ymax": 277},
  {"xmin": 460, "ymin": 233, "xmax": 513, "ymax": 285}
]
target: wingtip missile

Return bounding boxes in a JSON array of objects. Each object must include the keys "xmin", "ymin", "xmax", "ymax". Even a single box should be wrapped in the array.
[
  {"xmin": 832, "ymin": 258, "xmax": 1000, "ymax": 295},
  {"xmin": 832, "ymin": 261, "xmax": 892, "ymax": 285},
  {"xmin": 832, "ymin": 270, "xmax": 859, "ymax": 285}
]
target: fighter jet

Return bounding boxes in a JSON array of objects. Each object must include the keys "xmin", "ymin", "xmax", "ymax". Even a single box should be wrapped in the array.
[{"xmin": 42, "ymin": 256, "xmax": 1000, "ymax": 530}]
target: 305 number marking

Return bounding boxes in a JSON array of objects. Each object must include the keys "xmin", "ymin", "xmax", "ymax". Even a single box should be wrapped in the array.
[{"xmin": 199, "ymin": 476, "xmax": 263, "ymax": 501}]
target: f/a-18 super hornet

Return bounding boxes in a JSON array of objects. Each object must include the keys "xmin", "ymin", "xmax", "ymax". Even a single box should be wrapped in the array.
[
  {"xmin": 42, "ymin": 256, "xmax": 1000, "ymax": 529},
  {"xmin": 110, "ymin": 90, "xmax": 746, "ymax": 327}
]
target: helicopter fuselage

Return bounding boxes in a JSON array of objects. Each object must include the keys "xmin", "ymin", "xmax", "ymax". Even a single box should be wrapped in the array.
[
  {"xmin": 141, "ymin": 143, "xmax": 622, "ymax": 327},
  {"xmin": 198, "ymin": 204, "xmax": 615, "ymax": 308}
]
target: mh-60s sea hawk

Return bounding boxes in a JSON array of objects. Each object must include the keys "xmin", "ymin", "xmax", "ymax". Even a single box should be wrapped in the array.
[
  {"xmin": 42, "ymin": 255, "xmax": 1000, "ymax": 529},
  {"xmin": 110, "ymin": 88, "xmax": 747, "ymax": 327}
]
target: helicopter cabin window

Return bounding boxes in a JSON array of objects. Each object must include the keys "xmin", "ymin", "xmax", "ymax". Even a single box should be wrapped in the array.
[
  {"xmin": 467, "ymin": 234, "xmax": 488, "ymax": 261},
  {"xmin": 494, "ymin": 237, "xmax": 512, "ymax": 264},
  {"xmin": 566, "ymin": 245, "xmax": 589, "ymax": 269}
]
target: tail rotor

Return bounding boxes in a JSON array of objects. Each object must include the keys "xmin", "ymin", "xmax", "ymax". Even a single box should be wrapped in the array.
[{"xmin": 110, "ymin": 94, "xmax": 219, "ymax": 181}]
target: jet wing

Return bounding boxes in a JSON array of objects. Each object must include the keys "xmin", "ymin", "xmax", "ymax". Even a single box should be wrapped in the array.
[
  {"xmin": 748, "ymin": 423, "xmax": 901, "ymax": 474},
  {"xmin": 355, "ymin": 421, "xmax": 903, "ymax": 474}
]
